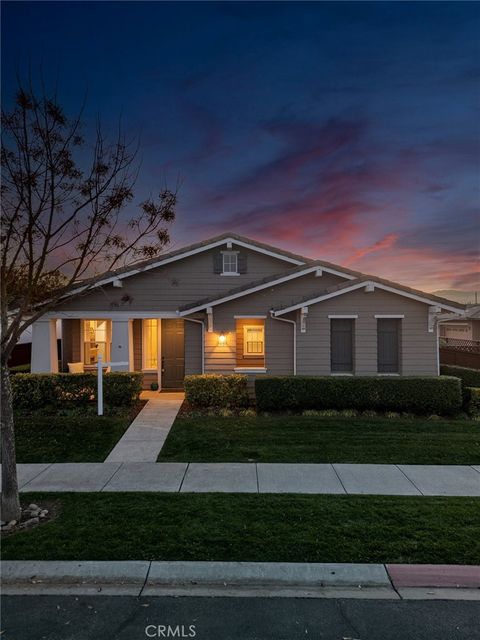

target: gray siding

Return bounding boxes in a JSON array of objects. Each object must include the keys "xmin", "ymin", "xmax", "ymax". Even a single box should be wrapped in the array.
[
  {"xmin": 55, "ymin": 245, "xmax": 294, "ymax": 313},
  {"xmin": 61, "ymin": 319, "xmax": 81, "ymax": 369},
  {"xmin": 296, "ymin": 288, "xmax": 437, "ymax": 376},
  {"xmin": 184, "ymin": 320, "xmax": 203, "ymax": 375},
  {"xmin": 200, "ymin": 271, "xmax": 345, "ymax": 376}
]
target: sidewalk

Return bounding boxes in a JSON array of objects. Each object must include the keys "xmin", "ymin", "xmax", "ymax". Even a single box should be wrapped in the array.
[
  {"xmin": 104, "ymin": 391, "xmax": 184, "ymax": 463},
  {"xmin": 14, "ymin": 462, "xmax": 480, "ymax": 495},
  {"xmin": 2, "ymin": 561, "xmax": 479, "ymax": 599}
]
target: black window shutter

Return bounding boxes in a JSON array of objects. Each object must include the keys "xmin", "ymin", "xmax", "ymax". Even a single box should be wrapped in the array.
[
  {"xmin": 238, "ymin": 252, "xmax": 247, "ymax": 274},
  {"xmin": 377, "ymin": 319, "xmax": 400, "ymax": 373},
  {"xmin": 330, "ymin": 319, "xmax": 354, "ymax": 372},
  {"xmin": 213, "ymin": 252, "xmax": 223, "ymax": 274}
]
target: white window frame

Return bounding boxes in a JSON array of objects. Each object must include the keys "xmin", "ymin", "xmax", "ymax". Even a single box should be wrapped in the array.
[
  {"xmin": 142, "ymin": 319, "xmax": 160, "ymax": 371},
  {"xmin": 243, "ymin": 324, "xmax": 265, "ymax": 357},
  {"xmin": 221, "ymin": 250, "xmax": 239, "ymax": 276},
  {"xmin": 82, "ymin": 319, "xmax": 111, "ymax": 366}
]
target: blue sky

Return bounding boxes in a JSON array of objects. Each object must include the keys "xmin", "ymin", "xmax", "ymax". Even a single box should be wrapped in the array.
[{"xmin": 2, "ymin": 1, "xmax": 479, "ymax": 291}]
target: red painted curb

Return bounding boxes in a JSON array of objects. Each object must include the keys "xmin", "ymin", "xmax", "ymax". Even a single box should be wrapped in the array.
[{"xmin": 386, "ymin": 564, "xmax": 480, "ymax": 589}]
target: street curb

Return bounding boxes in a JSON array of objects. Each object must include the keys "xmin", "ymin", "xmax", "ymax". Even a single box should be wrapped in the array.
[{"xmin": 2, "ymin": 561, "xmax": 480, "ymax": 599}]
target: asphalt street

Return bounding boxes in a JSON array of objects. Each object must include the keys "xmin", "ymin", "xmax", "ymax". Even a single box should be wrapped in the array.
[{"xmin": 2, "ymin": 596, "xmax": 480, "ymax": 640}]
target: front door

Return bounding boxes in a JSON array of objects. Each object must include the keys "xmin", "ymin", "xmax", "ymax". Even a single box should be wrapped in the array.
[{"xmin": 161, "ymin": 319, "xmax": 185, "ymax": 389}]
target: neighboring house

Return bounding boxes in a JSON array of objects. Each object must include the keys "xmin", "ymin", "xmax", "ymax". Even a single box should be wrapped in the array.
[
  {"xmin": 30, "ymin": 233, "xmax": 465, "ymax": 389},
  {"xmin": 439, "ymin": 306, "xmax": 480, "ymax": 342},
  {"xmin": 439, "ymin": 306, "xmax": 480, "ymax": 369}
]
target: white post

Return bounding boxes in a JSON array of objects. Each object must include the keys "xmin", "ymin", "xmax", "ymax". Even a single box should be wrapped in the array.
[
  {"xmin": 97, "ymin": 354, "xmax": 103, "ymax": 416},
  {"xmin": 31, "ymin": 319, "xmax": 58, "ymax": 372}
]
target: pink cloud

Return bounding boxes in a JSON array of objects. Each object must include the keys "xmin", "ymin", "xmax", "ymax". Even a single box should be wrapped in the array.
[{"xmin": 344, "ymin": 233, "xmax": 399, "ymax": 266}]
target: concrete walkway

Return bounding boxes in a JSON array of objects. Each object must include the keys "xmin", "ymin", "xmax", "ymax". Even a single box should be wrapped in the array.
[
  {"xmin": 104, "ymin": 391, "xmax": 184, "ymax": 463},
  {"xmin": 14, "ymin": 462, "xmax": 480, "ymax": 495}
]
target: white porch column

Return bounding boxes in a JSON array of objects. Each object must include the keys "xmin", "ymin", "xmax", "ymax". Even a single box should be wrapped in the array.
[
  {"xmin": 31, "ymin": 319, "xmax": 58, "ymax": 373},
  {"xmin": 110, "ymin": 319, "xmax": 132, "ymax": 371}
]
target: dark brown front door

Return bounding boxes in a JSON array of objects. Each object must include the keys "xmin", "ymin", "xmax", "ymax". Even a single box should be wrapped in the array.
[{"xmin": 161, "ymin": 319, "xmax": 185, "ymax": 389}]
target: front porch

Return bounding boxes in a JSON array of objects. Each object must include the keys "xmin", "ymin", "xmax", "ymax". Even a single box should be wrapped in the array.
[{"xmin": 31, "ymin": 316, "xmax": 203, "ymax": 390}]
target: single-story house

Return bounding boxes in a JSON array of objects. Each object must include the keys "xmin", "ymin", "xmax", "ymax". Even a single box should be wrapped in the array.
[{"xmin": 30, "ymin": 233, "xmax": 465, "ymax": 389}]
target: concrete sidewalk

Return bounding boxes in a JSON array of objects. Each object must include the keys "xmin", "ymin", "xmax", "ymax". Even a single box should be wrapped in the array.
[
  {"xmin": 2, "ymin": 561, "xmax": 479, "ymax": 599},
  {"xmin": 104, "ymin": 391, "xmax": 184, "ymax": 463},
  {"xmin": 14, "ymin": 462, "xmax": 480, "ymax": 495}
]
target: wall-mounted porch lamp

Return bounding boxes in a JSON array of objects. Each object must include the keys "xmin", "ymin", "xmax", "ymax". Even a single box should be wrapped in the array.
[{"xmin": 218, "ymin": 332, "xmax": 227, "ymax": 346}]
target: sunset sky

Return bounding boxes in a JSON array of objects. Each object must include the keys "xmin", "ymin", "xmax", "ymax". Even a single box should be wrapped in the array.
[{"xmin": 2, "ymin": 1, "xmax": 479, "ymax": 292}]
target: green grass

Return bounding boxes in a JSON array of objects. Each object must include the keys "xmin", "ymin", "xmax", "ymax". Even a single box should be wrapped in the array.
[
  {"xmin": 2, "ymin": 493, "xmax": 479, "ymax": 564},
  {"xmin": 158, "ymin": 415, "xmax": 480, "ymax": 464},
  {"xmin": 14, "ymin": 405, "xmax": 143, "ymax": 463}
]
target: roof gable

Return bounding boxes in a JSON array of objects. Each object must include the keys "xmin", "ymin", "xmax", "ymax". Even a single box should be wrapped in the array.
[
  {"xmin": 178, "ymin": 260, "xmax": 360, "ymax": 315},
  {"xmin": 67, "ymin": 233, "xmax": 311, "ymax": 298},
  {"xmin": 272, "ymin": 277, "xmax": 466, "ymax": 315}
]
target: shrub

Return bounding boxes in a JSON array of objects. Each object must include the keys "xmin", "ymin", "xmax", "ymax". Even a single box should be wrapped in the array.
[
  {"xmin": 9, "ymin": 363, "xmax": 31, "ymax": 374},
  {"xmin": 255, "ymin": 375, "xmax": 462, "ymax": 416},
  {"xmin": 464, "ymin": 387, "xmax": 480, "ymax": 417},
  {"xmin": 184, "ymin": 374, "xmax": 249, "ymax": 409},
  {"xmin": 440, "ymin": 365, "xmax": 480, "ymax": 389},
  {"xmin": 11, "ymin": 372, "xmax": 143, "ymax": 414}
]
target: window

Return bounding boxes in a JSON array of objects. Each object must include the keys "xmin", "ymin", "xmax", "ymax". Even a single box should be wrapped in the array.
[
  {"xmin": 330, "ymin": 319, "xmax": 354, "ymax": 373},
  {"xmin": 83, "ymin": 320, "xmax": 111, "ymax": 364},
  {"xmin": 377, "ymin": 318, "xmax": 400, "ymax": 373},
  {"xmin": 243, "ymin": 325, "xmax": 264, "ymax": 356},
  {"xmin": 143, "ymin": 319, "xmax": 159, "ymax": 370},
  {"xmin": 222, "ymin": 251, "xmax": 238, "ymax": 274}
]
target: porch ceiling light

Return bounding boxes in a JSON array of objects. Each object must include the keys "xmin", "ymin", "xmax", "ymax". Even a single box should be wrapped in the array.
[{"xmin": 218, "ymin": 332, "xmax": 227, "ymax": 346}]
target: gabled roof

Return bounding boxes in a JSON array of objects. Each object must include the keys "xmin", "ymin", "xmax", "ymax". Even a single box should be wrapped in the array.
[
  {"xmin": 272, "ymin": 276, "xmax": 466, "ymax": 315},
  {"xmin": 66, "ymin": 233, "xmax": 312, "ymax": 297},
  {"xmin": 178, "ymin": 260, "xmax": 362, "ymax": 315}
]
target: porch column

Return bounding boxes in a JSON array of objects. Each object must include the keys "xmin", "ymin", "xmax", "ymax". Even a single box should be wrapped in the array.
[
  {"xmin": 110, "ymin": 319, "xmax": 133, "ymax": 371},
  {"xmin": 31, "ymin": 319, "xmax": 58, "ymax": 373}
]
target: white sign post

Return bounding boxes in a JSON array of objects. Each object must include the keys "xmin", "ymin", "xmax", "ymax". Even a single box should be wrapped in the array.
[{"xmin": 97, "ymin": 355, "xmax": 129, "ymax": 416}]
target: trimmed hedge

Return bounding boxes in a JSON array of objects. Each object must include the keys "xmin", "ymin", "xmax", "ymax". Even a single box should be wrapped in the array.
[
  {"xmin": 11, "ymin": 372, "xmax": 143, "ymax": 414},
  {"xmin": 184, "ymin": 374, "xmax": 249, "ymax": 408},
  {"xmin": 440, "ymin": 365, "xmax": 480, "ymax": 389},
  {"xmin": 464, "ymin": 387, "xmax": 480, "ymax": 417},
  {"xmin": 255, "ymin": 376, "xmax": 462, "ymax": 416}
]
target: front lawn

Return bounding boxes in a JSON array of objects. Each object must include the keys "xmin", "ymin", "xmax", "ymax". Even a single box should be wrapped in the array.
[
  {"xmin": 14, "ymin": 404, "xmax": 144, "ymax": 463},
  {"xmin": 158, "ymin": 415, "xmax": 480, "ymax": 464},
  {"xmin": 2, "ymin": 493, "xmax": 479, "ymax": 564}
]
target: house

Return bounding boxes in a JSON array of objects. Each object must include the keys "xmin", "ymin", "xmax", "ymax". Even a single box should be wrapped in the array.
[
  {"xmin": 439, "ymin": 306, "xmax": 480, "ymax": 342},
  {"xmin": 30, "ymin": 233, "xmax": 465, "ymax": 389},
  {"xmin": 439, "ymin": 305, "xmax": 480, "ymax": 369}
]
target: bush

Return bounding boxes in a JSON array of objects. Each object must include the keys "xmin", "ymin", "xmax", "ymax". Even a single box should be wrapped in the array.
[
  {"xmin": 11, "ymin": 372, "xmax": 143, "ymax": 414},
  {"xmin": 9, "ymin": 363, "xmax": 31, "ymax": 374},
  {"xmin": 464, "ymin": 387, "xmax": 480, "ymax": 417},
  {"xmin": 184, "ymin": 374, "xmax": 249, "ymax": 408},
  {"xmin": 255, "ymin": 376, "xmax": 462, "ymax": 416},
  {"xmin": 440, "ymin": 365, "xmax": 480, "ymax": 389}
]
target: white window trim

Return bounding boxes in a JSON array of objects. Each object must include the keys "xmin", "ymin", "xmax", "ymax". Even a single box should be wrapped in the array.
[
  {"xmin": 375, "ymin": 314, "xmax": 404, "ymax": 319},
  {"xmin": 328, "ymin": 314, "xmax": 358, "ymax": 319},
  {"xmin": 142, "ymin": 319, "xmax": 160, "ymax": 372},
  {"xmin": 330, "ymin": 372, "xmax": 354, "ymax": 376},
  {"xmin": 234, "ymin": 315, "xmax": 266, "ymax": 319},
  {"xmin": 81, "ymin": 319, "xmax": 111, "ymax": 365},
  {"xmin": 234, "ymin": 367, "xmax": 267, "ymax": 373},
  {"xmin": 243, "ymin": 324, "xmax": 265, "ymax": 357},
  {"xmin": 221, "ymin": 250, "xmax": 239, "ymax": 276}
]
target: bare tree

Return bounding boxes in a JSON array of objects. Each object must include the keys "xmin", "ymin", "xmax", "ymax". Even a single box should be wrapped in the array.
[{"xmin": 1, "ymin": 86, "xmax": 177, "ymax": 521}]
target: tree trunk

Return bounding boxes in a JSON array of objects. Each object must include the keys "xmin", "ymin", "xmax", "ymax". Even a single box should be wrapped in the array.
[{"xmin": 1, "ymin": 363, "xmax": 21, "ymax": 522}]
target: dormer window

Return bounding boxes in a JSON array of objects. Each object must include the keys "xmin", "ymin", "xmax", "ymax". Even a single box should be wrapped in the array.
[{"xmin": 222, "ymin": 251, "xmax": 239, "ymax": 275}]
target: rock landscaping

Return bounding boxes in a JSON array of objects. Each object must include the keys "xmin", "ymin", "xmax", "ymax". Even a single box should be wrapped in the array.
[{"xmin": 1, "ymin": 500, "xmax": 60, "ymax": 536}]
